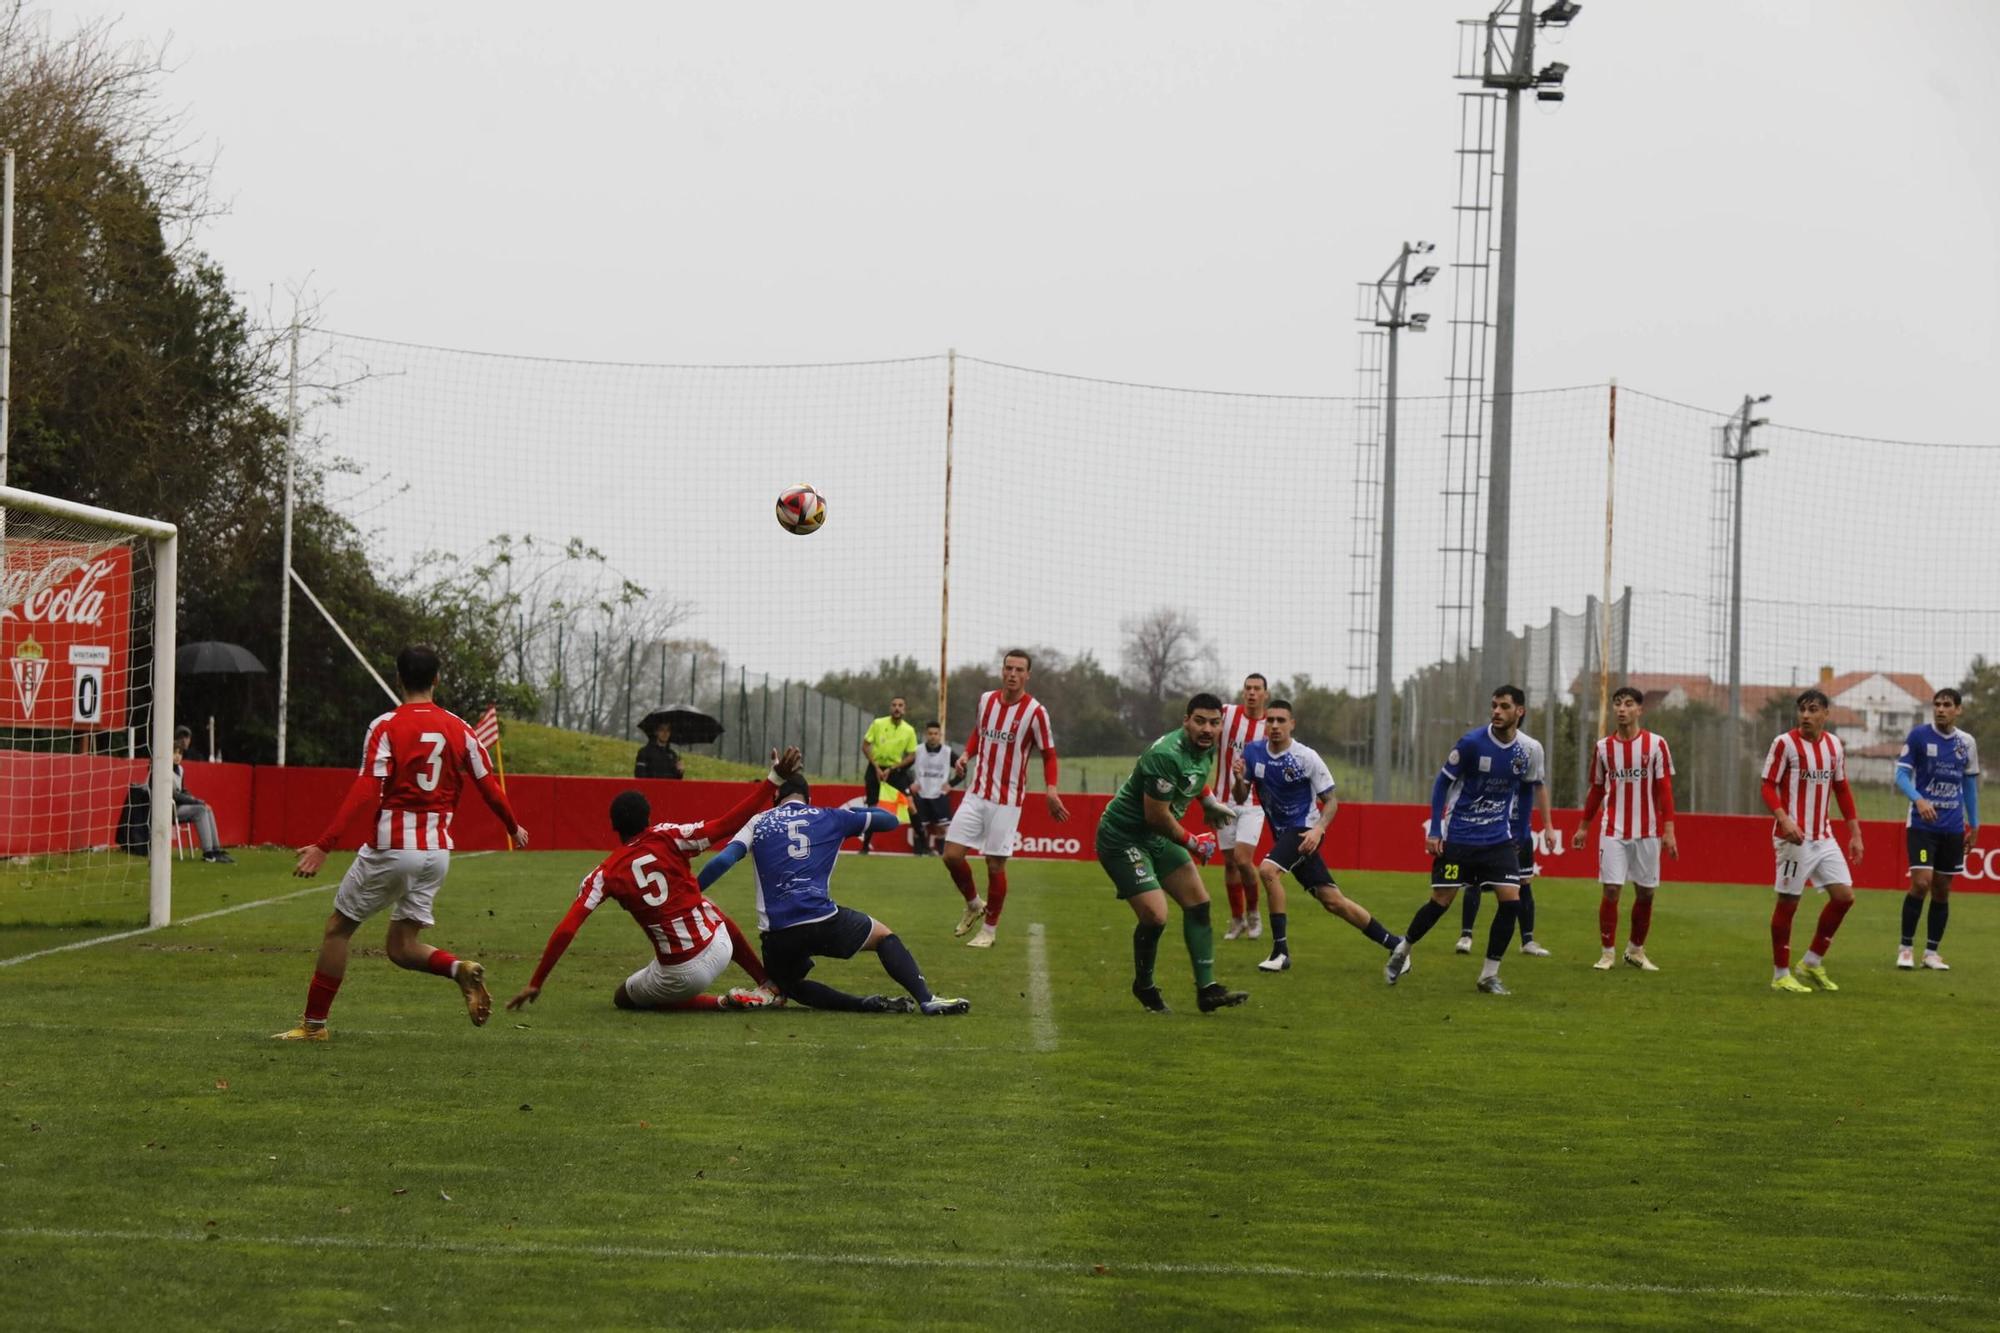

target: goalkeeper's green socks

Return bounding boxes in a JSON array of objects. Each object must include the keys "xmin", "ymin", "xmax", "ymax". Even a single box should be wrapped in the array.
[{"xmin": 1183, "ymin": 901, "xmax": 1216, "ymax": 988}]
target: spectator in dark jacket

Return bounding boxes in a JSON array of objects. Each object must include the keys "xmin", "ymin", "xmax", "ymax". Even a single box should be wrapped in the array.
[
  {"xmin": 173, "ymin": 725, "xmax": 234, "ymax": 863},
  {"xmin": 635, "ymin": 720, "xmax": 685, "ymax": 780}
]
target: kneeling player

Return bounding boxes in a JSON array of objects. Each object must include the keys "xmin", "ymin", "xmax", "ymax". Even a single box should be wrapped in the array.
[
  {"xmin": 507, "ymin": 750, "xmax": 805, "ymax": 1014},
  {"xmin": 1095, "ymin": 692, "xmax": 1247, "ymax": 1014},
  {"xmin": 701, "ymin": 776, "xmax": 969, "ymax": 1015},
  {"xmin": 1231, "ymin": 699, "xmax": 1404, "ymax": 972}
]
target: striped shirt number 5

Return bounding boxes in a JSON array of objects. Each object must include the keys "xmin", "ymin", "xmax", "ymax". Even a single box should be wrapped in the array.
[
  {"xmin": 415, "ymin": 732, "xmax": 447, "ymax": 791},
  {"xmin": 633, "ymin": 854, "xmax": 671, "ymax": 906}
]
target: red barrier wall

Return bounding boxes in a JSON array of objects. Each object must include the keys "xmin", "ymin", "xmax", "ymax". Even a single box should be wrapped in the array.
[{"xmin": 16, "ymin": 757, "xmax": 1994, "ymax": 893}]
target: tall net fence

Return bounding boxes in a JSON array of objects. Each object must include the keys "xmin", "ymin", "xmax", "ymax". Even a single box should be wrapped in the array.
[
  {"xmin": 297, "ymin": 332, "xmax": 2000, "ymax": 811},
  {"xmin": 1, "ymin": 496, "xmax": 163, "ymax": 926}
]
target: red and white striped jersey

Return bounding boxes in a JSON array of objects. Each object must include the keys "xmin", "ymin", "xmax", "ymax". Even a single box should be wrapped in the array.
[
  {"xmin": 351, "ymin": 702, "xmax": 509, "ymax": 851},
  {"xmin": 963, "ymin": 690, "xmax": 1055, "ymax": 807},
  {"xmin": 1586, "ymin": 730, "xmax": 1675, "ymax": 839},
  {"xmin": 1761, "ymin": 728, "xmax": 1849, "ymax": 842},
  {"xmin": 573, "ymin": 822, "xmax": 734, "ymax": 967},
  {"xmin": 1217, "ymin": 704, "xmax": 1268, "ymax": 805}
]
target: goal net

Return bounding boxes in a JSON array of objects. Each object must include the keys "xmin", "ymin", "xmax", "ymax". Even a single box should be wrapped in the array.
[{"xmin": 0, "ymin": 486, "xmax": 177, "ymax": 931}]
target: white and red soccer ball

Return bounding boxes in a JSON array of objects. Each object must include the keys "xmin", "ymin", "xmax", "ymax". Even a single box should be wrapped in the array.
[{"xmin": 775, "ymin": 485, "xmax": 826, "ymax": 535}]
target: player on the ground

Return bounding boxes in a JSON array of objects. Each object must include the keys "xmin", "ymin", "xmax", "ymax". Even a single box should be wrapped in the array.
[
  {"xmin": 1230, "ymin": 698, "xmax": 1405, "ymax": 973},
  {"xmin": 909, "ymin": 720, "xmax": 958, "ymax": 857},
  {"xmin": 1216, "ymin": 673, "xmax": 1270, "ymax": 942},
  {"xmin": 1456, "ymin": 710, "xmax": 1555, "ymax": 958},
  {"xmin": 700, "ymin": 775, "xmax": 969, "ymax": 1015},
  {"xmin": 504, "ymin": 750, "xmax": 803, "ymax": 1015},
  {"xmin": 1096, "ymin": 692, "xmax": 1248, "ymax": 1014},
  {"xmin": 1763, "ymin": 688, "xmax": 1865, "ymax": 993},
  {"xmin": 940, "ymin": 649, "xmax": 1070, "ymax": 949},
  {"xmin": 1894, "ymin": 688, "xmax": 1980, "ymax": 971},
  {"xmin": 1385, "ymin": 685, "xmax": 1533, "ymax": 995},
  {"xmin": 276, "ymin": 644, "xmax": 529, "ymax": 1041},
  {"xmin": 1573, "ymin": 686, "xmax": 1678, "ymax": 972}
]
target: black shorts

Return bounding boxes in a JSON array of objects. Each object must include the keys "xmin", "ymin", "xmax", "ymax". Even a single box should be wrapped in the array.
[
  {"xmin": 1264, "ymin": 827, "xmax": 1333, "ymax": 889},
  {"xmin": 1432, "ymin": 841, "xmax": 1519, "ymax": 891},
  {"xmin": 760, "ymin": 905, "xmax": 875, "ymax": 984},
  {"xmin": 864, "ymin": 765, "xmax": 915, "ymax": 803},
  {"xmin": 912, "ymin": 794, "xmax": 954, "ymax": 827},
  {"xmin": 1906, "ymin": 827, "xmax": 1966, "ymax": 876},
  {"xmin": 1516, "ymin": 836, "xmax": 1538, "ymax": 879}
]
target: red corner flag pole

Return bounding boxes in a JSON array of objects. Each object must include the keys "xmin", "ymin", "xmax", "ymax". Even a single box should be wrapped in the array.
[{"xmin": 473, "ymin": 703, "xmax": 512, "ymax": 851}]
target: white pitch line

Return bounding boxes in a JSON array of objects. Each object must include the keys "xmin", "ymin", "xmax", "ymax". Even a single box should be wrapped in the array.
[
  {"xmin": 0, "ymin": 851, "xmax": 498, "ymax": 970},
  {"xmin": 0, "ymin": 1226, "xmax": 1964, "ymax": 1307},
  {"xmin": 1026, "ymin": 921, "xmax": 1057, "ymax": 1052}
]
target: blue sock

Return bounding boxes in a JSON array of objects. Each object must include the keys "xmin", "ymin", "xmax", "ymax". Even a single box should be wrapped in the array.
[
  {"xmin": 1406, "ymin": 898, "xmax": 1449, "ymax": 944},
  {"xmin": 1485, "ymin": 897, "xmax": 1520, "ymax": 962},
  {"xmin": 1927, "ymin": 898, "xmax": 1950, "ymax": 951},
  {"xmin": 1362, "ymin": 917, "xmax": 1398, "ymax": 951},
  {"xmin": 1269, "ymin": 912, "xmax": 1288, "ymax": 957},
  {"xmin": 1518, "ymin": 884, "xmax": 1537, "ymax": 941},
  {"xmin": 875, "ymin": 933, "xmax": 935, "ymax": 1004},
  {"xmin": 1900, "ymin": 893, "xmax": 1923, "ymax": 948},
  {"xmin": 1460, "ymin": 884, "xmax": 1481, "ymax": 934}
]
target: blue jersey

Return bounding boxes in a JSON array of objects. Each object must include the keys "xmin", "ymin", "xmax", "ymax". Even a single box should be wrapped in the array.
[
  {"xmin": 1432, "ymin": 725, "xmax": 1531, "ymax": 847},
  {"xmin": 1241, "ymin": 738, "xmax": 1336, "ymax": 832},
  {"xmin": 1897, "ymin": 725, "xmax": 1982, "ymax": 833},
  {"xmin": 1508, "ymin": 732, "xmax": 1547, "ymax": 841},
  {"xmin": 727, "ymin": 803, "xmax": 874, "ymax": 931}
]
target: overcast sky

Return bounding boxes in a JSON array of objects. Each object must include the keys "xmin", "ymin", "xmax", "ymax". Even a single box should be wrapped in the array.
[{"xmin": 46, "ymin": 0, "xmax": 2000, "ymax": 442}]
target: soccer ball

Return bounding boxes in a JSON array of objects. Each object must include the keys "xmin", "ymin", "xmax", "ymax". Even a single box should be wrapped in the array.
[{"xmin": 775, "ymin": 485, "xmax": 826, "ymax": 535}]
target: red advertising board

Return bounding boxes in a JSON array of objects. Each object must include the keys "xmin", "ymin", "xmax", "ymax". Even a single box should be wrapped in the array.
[{"xmin": 1, "ymin": 541, "xmax": 133, "ymax": 730}]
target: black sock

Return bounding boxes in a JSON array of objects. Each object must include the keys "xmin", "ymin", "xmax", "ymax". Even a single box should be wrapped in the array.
[
  {"xmin": 1133, "ymin": 921, "xmax": 1166, "ymax": 989},
  {"xmin": 1460, "ymin": 884, "xmax": 1481, "ymax": 934},
  {"xmin": 1362, "ymin": 917, "xmax": 1396, "ymax": 949},
  {"xmin": 1900, "ymin": 893, "xmax": 1923, "ymax": 948},
  {"xmin": 1927, "ymin": 898, "xmax": 1950, "ymax": 951},
  {"xmin": 1485, "ymin": 897, "xmax": 1521, "ymax": 962},
  {"xmin": 1269, "ymin": 912, "xmax": 1288, "ymax": 957},
  {"xmin": 875, "ymin": 933, "xmax": 935, "ymax": 1004},
  {"xmin": 783, "ymin": 978, "xmax": 873, "ymax": 1011},
  {"xmin": 1518, "ymin": 884, "xmax": 1537, "ymax": 941},
  {"xmin": 1407, "ymin": 898, "xmax": 1449, "ymax": 944}
]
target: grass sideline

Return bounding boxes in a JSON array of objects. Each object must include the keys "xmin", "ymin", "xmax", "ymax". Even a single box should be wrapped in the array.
[{"xmin": 2, "ymin": 848, "xmax": 1995, "ymax": 1328}]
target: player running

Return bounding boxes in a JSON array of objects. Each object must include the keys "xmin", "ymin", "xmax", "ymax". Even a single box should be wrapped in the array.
[
  {"xmin": 277, "ymin": 645, "xmax": 529, "ymax": 1041},
  {"xmin": 1216, "ymin": 673, "xmax": 1270, "ymax": 941},
  {"xmin": 1230, "ymin": 698, "xmax": 1404, "ymax": 973},
  {"xmin": 700, "ymin": 775, "xmax": 969, "ymax": 1015},
  {"xmin": 941, "ymin": 649, "xmax": 1070, "ymax": 950},
  {"xmin": 1386, "ymin": 685, "xmax": 1534, "ymax": 995},
  {"xmin": 1096, "ymin": 692, "xmax": 1248, "ymax": 1014},
  {"xmin": 1894, "ymin": 688, "xmax": 1980, "ymax": 971},
  {"xmin": 1456, "ymin": 710, "xmax": 1555, "ymax": 958},
  {"xmin": 1762, "ymin": 688, "xmax": 1865, "ymax": 993},
  {"xmin": 505, "ymin": 750, "xmax": 804, "ymax": 1015},
  {"xmin": 1573, "ymin": 686, "xmax": 1678, "ymax": 972}
]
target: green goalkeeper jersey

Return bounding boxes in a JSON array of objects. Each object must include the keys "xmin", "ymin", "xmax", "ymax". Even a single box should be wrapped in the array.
[{"xmin": 1098, "ymin": 728, "xmax": 1216, "ymax": 845}]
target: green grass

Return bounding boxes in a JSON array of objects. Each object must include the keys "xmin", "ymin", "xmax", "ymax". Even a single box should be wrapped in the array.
[
  {"xmin": 2, "ymin": 850, "xmax": 1995, "ymax": 1329},
  {"xmin": 497, "ymin": 719, "xmax": 775, "ymax": 781}
]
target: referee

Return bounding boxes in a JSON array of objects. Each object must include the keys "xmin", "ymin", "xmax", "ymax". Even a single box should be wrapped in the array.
[{"xmin": 859, "ymin": 696, "xmax": 918, "ymax": 853}]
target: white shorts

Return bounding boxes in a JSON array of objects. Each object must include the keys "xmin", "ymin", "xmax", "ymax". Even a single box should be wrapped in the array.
[
  {"xmin": 1774, "ymin": 837, "xmax": 1851, "ymax": 897},
  {"xmin": 945, "ymin": 795, "xmax": 1023, "ymax": 858},
  {"xmin": 334, "ymin": 846, "xmax": 450, "ymax": 927},
  {"xmin": 622, "ymin": 928, "xmax": 733, "ymax": 1007},
  {"xmin": 1217, "ymin": 803, "xmax": 1266, "ymax": 851},
  {"xmin": 1599, "ymin": 837, "xmax": 1662, "ymax": 888}
]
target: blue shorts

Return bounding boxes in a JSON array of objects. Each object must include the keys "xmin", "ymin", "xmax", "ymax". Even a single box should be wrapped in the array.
[
  {"xmin": 1264, "ymin": 827, "xmax": 1334, "ymax": 889},
  {"xmin": 760, "ymin": 905, "xmax": 875, "ymax": 985},
  {"xmin": 1906, "ymin": 827, "xmax": 1966, "ymax": 876},
  {"xmin": 1432, "ymin": 841, "xmax": 1518, "ymax": 892}
]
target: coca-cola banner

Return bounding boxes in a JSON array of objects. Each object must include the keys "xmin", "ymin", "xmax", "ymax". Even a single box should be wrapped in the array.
[{"xmin": 1, "ymin": 542, "xmax": 133, "ymax": 729}]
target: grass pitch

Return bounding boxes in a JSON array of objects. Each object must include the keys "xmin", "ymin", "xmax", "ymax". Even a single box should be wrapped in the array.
[{"xmin": 2, "ymin": 850, "xmax": 1995, "ymax": 1330}]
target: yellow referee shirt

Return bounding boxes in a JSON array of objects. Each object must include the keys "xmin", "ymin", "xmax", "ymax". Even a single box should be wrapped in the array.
[{"xmin": 863, "ymin": 716, "xmax": 918, "ymax": 767}]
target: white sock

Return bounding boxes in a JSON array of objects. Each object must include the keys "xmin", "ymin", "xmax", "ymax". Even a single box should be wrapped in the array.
[
  {"xmin": 1802, "ymin": 950, "xmax": 1823, "ymax": 968},
  {"xmin": 448, "ymin": 960, "xmax": 461, "ymax": 978},
  {"xmin": 1773, "ymin": 965, "xmax": 1789, "ymax": 980},
  {"xmin": 1479, "ymin": 959, "xmax": 1500, "ymax": 981},
  {"xmin": 1229, "ymin": 916, "xmax": 1244, "ymax": 927}
]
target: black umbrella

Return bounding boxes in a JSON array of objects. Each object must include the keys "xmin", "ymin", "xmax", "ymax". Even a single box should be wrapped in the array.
[
  {"xmin": 637, "ymin": 705, "xmax": 724, "ymax": 745},
  {"xmin": 176, "ymin": 641, "xmax": 268, "ymax": 676}
]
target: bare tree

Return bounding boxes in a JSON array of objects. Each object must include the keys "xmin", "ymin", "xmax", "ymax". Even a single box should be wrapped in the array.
[{"xmin": 1120, "ymin": 606, "xmax": 1219, "ymax": 710}]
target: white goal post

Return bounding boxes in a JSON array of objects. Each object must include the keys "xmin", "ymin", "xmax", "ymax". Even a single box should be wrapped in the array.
[{"xmin": 0, "ymin": 485, "xmax": 178, "ymax": 926}]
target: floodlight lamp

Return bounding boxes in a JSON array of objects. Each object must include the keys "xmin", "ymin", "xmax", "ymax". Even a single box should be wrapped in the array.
[
  {"xmin": 1412, "ymin": 266, "xmax": 1439, "ymax": 287},
  {"xmin": 1750, "ymin": 418, "xmax": 1770, "ymax": 428},
  {"xmin": 1407, "ymin": 312, "xmax": 1431, "ymax": 330},
  {"xmin": 1411, "ymin": 241, "xmax": 1436, "ymax": 254},
  {"xmin": 1538, "ymin": 0, "xmax": 1581, "ymax": 26},
  {"xmin": 1754, "ymin": 394, "xmax": 1773, "ymax": 404},
  {"xmin": 1537, "ymin": 61, "xmax": 1568, "ymax": 85},
  {"xmin": 1536, "ymin": 88, "xmax": 1565, "ymax": 102}
]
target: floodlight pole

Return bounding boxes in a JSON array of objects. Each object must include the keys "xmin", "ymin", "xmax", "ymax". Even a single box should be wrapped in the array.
[
  {"xmin": 1, "ymin": 148, "xmax": 14, "ymax": 489},
  {"xmin": 1725, "ymin": 393, "xmax": 1769, "ymax": 812},
  {"xmin": 1368, "ymin": 243, "xmax": 1431, "ymax": 801},
  {"xmin": 277, "ymin": 319, "xmax": 299, "ymax": 765}
]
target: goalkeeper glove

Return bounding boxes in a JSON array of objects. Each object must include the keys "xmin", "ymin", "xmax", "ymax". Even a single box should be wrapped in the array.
[{"xmin": 1185, "ymin": 831, "xmax": 1219, "ymax": 864}]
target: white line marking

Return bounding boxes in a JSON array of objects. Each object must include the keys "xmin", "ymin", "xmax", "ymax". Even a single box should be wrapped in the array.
[
  {"xmin": 0, "ymin": 884, "xmax": 333, "ymax": 969},
  {"xmin": 1026, "ymin": 921, "xmax": 1057, "ymax": 1052},
  {"xmin": 0, "ymin": 851, "xmax": 498, "ymax": 969},
  {"xmin": 0, "ymin": 1226, "xmax": 1963, "ymax": 1306}
]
